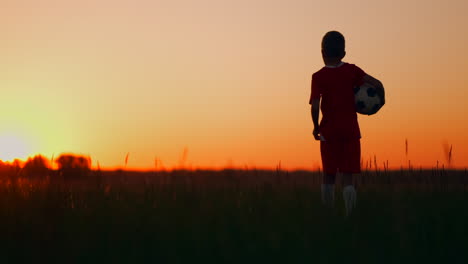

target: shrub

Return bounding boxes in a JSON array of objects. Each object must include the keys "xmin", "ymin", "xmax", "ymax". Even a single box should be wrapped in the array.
[
  {"xmin": 23, "ymin": 155, "xmax": 50, "ymax": 177},
  {"xmin": 55, "ymin": 154, "xmax": 91, "ymax": 179}
]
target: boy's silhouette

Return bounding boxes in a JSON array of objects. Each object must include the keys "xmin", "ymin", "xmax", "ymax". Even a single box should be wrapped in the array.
[{"xmin": 310, "ymin": 31, "xmax": 385, "ymax": 215}]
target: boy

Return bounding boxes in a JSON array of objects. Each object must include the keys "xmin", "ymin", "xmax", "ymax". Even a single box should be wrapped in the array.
[{"xmin": 310, "ymin": 31, "xmax": 385, "ymax": 215}]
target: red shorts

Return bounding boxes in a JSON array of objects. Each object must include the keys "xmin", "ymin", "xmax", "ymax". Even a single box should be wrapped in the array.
[{"xmin": 320, "ymin": 139, "xmax": 361, "ymax": 174}]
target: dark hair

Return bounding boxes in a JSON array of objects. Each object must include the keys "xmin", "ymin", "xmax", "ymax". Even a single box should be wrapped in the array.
[{"xmin": 322, "ymin": 31, "xmax": 345, "ymax": 58}]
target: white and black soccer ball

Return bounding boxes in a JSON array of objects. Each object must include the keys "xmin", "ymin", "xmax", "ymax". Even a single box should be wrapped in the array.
[{"xmin": 354, "ymin": 83, "xmax": 383, "ymax": 115}]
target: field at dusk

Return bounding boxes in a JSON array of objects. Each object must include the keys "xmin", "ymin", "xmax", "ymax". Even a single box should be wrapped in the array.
[
  {"xmin": 2, "ymin": 0, "xmax": 468, "ymax": 262},
  {"xmin": 0, "ymin": 157, "xmax": 466, "ymax": 262}
]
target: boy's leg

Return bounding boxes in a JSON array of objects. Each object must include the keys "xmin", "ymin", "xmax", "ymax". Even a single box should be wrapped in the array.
[
  {"xmin": 321, "ymin": 173, "xmax": 336, "ymax": 207},
  {"xmin": 320, "ymin": 140, "xmax": 338, "ymax": 207},
  {"xmin": 342, "ymin": 173, "xmax": 356, "ymax": 216},
  {"xmin": 342, "ymin": 139, "xmax": 360, "ymax": 216},
  {"xmin": 342, "ymin": 173, "xmax": 353, "ymax": 186}
]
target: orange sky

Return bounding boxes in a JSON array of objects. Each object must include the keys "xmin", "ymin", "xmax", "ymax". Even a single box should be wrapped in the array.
[{"xmin": 1, "ymin": 0, "xmax": 468, "ymax": 170}]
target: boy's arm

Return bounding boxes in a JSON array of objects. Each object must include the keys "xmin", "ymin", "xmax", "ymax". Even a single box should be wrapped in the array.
[
  {"xmin": 311, "ymin": 98, "xmax": 320, "ymax": 140},
  {"xmin": 363, "ymin": 74, "xmax": 385, "ymax": 106}
]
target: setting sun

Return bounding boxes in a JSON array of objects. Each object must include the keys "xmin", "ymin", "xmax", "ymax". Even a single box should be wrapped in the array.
[{"xmin": 0, "ymin": 133, "xmax": 31, "ymax": 162}]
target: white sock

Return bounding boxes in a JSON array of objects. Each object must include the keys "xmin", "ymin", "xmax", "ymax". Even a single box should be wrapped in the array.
[
  {"xmin": 321, "ymin": 184, "xmax": 335, "ymax": 207},
  {"xmin": 343, "ymin": 185, "xmax": 356, "ymax": 216}
]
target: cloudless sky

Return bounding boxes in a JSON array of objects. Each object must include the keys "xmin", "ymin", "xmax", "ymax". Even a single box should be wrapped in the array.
[{"xmin": 1, "ymin": 0, "xmax": 468, "ymax": 169}]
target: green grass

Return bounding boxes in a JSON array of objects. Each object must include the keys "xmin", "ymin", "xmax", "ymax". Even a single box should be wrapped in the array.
[{"xmin": 0, "ymin": 170, "xmax": 466, "ymax": 263}]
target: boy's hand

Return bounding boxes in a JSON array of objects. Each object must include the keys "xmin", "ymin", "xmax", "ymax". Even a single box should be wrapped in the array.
[
  {"xmin": 363, "ymin": 74, "xmax": 385, "ymax": 106},
  {"xmin": 311, "ymin": 100, "xmax": 321, "ymax": 141},
  {"xmin": 378, "ymin": 89, "xmax": 385, "ymax": 106},
  {"xmin": 313, "ymin": 127, "xmax": 321, "ymax": 141}
]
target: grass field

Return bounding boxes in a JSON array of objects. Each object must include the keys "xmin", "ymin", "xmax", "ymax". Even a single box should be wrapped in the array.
[{"xmin": 0, "ymin": 168, "xmax": 467, "ymax": 263}]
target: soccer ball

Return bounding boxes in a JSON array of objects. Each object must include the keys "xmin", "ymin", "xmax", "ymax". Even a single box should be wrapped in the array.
[{"xmin": 354, "ymin": 83, "xmax": 383, "ymax": 115}]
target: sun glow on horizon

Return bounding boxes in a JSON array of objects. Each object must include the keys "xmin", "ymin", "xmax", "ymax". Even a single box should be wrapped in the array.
[{"xmin": 0, "ymin": 133, "xmax": 33, "ymax": 162}]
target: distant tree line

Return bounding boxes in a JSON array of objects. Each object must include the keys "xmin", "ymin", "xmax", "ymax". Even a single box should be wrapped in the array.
[{"xmin": 0, "ymin": 154, "xmax": 92, "ymax": 179}]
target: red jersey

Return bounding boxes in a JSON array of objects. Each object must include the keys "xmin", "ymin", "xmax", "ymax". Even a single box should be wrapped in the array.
[{"xmin": 309, "ymin": 63, "xmax": 366, "ymax": 140}]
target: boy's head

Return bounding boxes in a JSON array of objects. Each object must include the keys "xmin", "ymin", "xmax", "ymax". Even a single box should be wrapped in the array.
[{"xmin": 321, "ymin": 31, "xmax": 346, "ymax": 60}]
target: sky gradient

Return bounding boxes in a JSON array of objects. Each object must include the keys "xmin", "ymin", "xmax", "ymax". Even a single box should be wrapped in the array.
[{"xmin": 1, "ymin": 0, "xmax": 468, "ymax": 170}]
